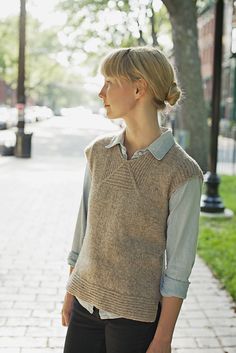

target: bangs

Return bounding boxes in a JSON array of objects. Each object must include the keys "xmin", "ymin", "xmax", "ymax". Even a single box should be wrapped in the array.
[{"xmin": 100, "ymin": 49, "xmax": 140, "ymax": 82}]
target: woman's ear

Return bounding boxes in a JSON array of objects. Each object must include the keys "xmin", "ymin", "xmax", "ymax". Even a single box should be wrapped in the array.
[{"xmin": 135, "ymin": 78, "xmax": 147, "ymax": 98}]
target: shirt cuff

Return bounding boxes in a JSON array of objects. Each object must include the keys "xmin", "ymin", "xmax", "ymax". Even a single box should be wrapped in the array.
[
  {"xmin": 160, "ymin": 273, "xmax": 190, "ymax": 299},
  {"xmin": 67, "ymin": 250, "xmax": 79, "ymax": 267}
]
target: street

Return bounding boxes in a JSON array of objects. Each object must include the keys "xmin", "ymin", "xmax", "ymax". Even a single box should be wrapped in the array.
[{"xmin": 0, "ymin": 116, "xmax": 235, "ymax": 352}]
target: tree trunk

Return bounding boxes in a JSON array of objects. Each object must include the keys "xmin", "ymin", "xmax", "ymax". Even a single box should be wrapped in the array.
[
  {"xmin": 162, "ymin": 0, "xmax": 208, "ymax": 171},
  {"xmin": 150, "ymin": 4, "xmax": 158, "ymax": 46}
]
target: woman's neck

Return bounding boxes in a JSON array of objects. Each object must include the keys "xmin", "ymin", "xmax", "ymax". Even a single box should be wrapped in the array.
[
  {"xmin": 123, "ymin": 123, "xmax": 162, "ymax": 152},
  {"xmin": 121, "ymin": 101, "xmax": 161, "ymax": 151}
]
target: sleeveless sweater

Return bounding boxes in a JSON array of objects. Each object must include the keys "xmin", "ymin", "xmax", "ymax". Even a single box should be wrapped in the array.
[{"xmin": 66, "ymin": 134, "xmax": 203, "ymax": 322}]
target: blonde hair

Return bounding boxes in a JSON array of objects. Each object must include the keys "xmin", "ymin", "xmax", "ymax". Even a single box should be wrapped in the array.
[{"xmin": 99, "ymin": 46, "xmax": 181, "ymax": 111}]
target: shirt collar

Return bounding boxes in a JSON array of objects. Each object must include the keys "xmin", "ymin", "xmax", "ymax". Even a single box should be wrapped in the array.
[{"xmin": 105, "ymin": 126, "xmax": 175, "ymax": 160}]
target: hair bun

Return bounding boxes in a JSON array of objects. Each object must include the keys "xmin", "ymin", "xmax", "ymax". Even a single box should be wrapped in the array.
[{"xmin": 165, "ymin": 82, "xmax": 181, "ymax": 106}]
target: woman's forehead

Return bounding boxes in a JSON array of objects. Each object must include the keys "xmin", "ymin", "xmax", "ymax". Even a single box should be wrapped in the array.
[
  {"xmin": 103, "ymin": 75, "xmax": 129, "ymax": 83},
  {"xmin": 103, "ymin": 75, "xmax": 122, "ymax": 85}
]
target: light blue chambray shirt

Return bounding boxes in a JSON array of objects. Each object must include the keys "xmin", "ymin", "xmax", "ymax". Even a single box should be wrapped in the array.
[{"xmin": 67, "ymin": 127, "xmax": 203, "ymax": 321}]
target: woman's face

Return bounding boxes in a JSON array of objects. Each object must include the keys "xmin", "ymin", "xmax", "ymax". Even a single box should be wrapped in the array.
[{"xmin": 98, "ymin": 76, "xmax": 137, "ymax": 119}]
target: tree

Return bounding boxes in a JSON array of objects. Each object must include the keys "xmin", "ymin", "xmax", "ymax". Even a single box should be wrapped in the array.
[
  {"xmin": 162, "ymin": 0, "xmax": 209, "ymax": 171},
  {"xmin": 0, "ymin": 14, "xmax": 89, "ymax": 110},
  {"xmin": 57, "ymin": 0, "xmax": 171, "ymax": 65},
  {"xmin": 0, "ymin": 16, "xmax": 18, "ymax": 89}
]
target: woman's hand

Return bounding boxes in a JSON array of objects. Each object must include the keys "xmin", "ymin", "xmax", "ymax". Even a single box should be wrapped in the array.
[
  {"xmin": 146, "ymin": 337, "xmax": 171, "ymax": 353},
  {"xmin": 61, "ymin": 292, "xmax": 74, "ymax": 326}
]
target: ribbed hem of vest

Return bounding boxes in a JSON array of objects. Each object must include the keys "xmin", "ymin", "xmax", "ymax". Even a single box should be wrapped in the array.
[{"xmin": 66, "ymin": 273, "xmax": 160, "ymax": 323}]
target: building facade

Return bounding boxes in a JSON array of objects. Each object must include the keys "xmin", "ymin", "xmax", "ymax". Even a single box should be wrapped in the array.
[{"xmin": 197, "ymin": 0, "xmax": 235, "ymax": 121}]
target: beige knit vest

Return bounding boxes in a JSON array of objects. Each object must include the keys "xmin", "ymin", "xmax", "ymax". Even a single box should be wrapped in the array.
[{"xmin": 66, "ymin": 134, "xmax": 203, "ymax": 322}]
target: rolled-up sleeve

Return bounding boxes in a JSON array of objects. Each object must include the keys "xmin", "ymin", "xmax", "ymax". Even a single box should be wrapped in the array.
[
  {"xmin": 67, "ymin": 162, "xmax": 91, "ymax": 267},
  {"xmin": 160, "ymin": 176, "xmax": 203, "ymax": 299}
]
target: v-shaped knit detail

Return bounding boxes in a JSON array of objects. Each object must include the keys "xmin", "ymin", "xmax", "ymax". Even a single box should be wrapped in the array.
[
  {"xmin": 103, "ymin": 163, "xmax": 134, "ymax": 191},
  {"xmin": 101, "ymin": 145, "xmax": 157, "ymax": 191},
  {"xmin": 115, "ymin": 144, "xmax": 157, "ymax": 185}
]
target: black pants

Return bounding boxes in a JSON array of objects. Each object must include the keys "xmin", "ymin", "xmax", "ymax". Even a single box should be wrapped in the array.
[{"xmin": 63, "ymin": 297, "xmax": 162, "ymax": 353}]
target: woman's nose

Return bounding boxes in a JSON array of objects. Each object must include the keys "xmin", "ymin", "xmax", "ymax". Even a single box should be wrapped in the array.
[{"xmin": 98, "ymin": 86, "xmax": 106, "ymax": 99}]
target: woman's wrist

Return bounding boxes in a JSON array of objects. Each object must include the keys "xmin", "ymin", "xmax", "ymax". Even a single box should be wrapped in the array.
[
  {"xmin": 153, "ymin": 326, "xmax": 173, "ymax": 343},
  {"xmin": 152, "ymin": 296, "xmax": 183, "ymax": 344}
]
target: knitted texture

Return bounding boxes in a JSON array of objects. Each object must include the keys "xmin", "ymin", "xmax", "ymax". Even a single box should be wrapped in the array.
[{"xmin": 66, "ymin": 134, "xmax": 203, "ymax": 322}]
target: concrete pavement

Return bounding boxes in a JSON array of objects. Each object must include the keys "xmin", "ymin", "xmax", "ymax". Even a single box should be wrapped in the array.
[{"xmin": 0, "ymin": 116, "xmax": 235, "ymax": 352}]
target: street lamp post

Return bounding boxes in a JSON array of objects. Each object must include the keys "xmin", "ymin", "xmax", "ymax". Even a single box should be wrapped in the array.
[
  {"xmin": 200, "ymin": 0, "xmax": 225, "ymax": 214},
  {"xmin": 17, "ymin": 0, "xmax": 26, "ymax": 130},
  {"xmin": 14, "ymin": 0, "xmax": 33, "ymax": 158}
]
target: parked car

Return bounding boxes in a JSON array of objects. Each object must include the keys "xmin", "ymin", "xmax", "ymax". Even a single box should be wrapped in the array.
[
  {"xmin": 8, "ymin": 108, "xmax": 18, "ymax": 127},
  {"xmin": 24, "ymin": 106, "xmax": 37, "ymax": 123},
  {"xmin": 60, "ymin": 106, "xmax": 92, "ymax": 117},
  {"xmin": 35, "ymin": 106, "xmax": 54, "ymax": 121},
  {"xmin": 0, "ymin": 106, "xmax": 8, "ymax": 129},
  {"xmin": 0, "ymin": 105, "xmax": 54, "ymax": 128},
  {"xmin": 0, "ymin": 106, "xmax": 18, "ymax": 129},
  {"xmin": 24, "ymin": 105, "xmax": 53, "ymax": 123}
]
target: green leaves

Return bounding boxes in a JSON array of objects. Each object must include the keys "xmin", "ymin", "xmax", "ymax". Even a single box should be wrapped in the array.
[
  {"xmin": 56, "ymin": 0, "xmax": 171, "ymax": 53},
  {"xmin": 0, "ymin": 17, "xmax": 18, "ymax": 86}
]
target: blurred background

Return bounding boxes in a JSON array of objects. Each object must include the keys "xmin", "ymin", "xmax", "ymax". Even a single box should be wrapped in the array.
[
  {"xmin": 0, "ymin": 0, "xmax": 236, "ymax": 173},
  {"xmin": 0, "ymin": 1, "xmax": 236, "ymax": 352}
]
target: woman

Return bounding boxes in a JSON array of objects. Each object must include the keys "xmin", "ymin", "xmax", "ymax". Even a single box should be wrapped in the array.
[{"xmin": 62, "ymin": 46, "xmax": 203, "ymax": 353}]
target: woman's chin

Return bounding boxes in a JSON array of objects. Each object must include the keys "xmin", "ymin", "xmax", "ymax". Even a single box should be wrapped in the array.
[
  {"xmin": 106, "ymin": 114, "xmax": 118, "ymax": 120},
  {"xmin": 105, "ymin": 110, "xmax": 122, "ymax": 120}
]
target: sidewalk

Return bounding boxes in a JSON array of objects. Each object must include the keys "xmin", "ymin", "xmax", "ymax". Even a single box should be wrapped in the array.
[{"xmin": 0, "ymin": 116, "xmax": 235, "ymax": 353}]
